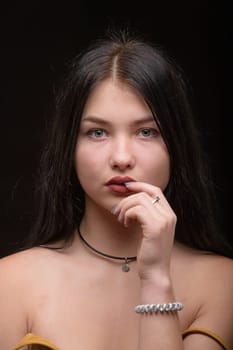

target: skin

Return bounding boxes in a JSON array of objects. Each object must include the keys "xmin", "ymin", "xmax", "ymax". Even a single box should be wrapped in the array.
[
  {"xmin": 0, "ymin": 79, "xmax": 233, "ymax": 350},
  {"xmin": 75, "ymin": 79, "xmax": 174, "ymax": 281}
]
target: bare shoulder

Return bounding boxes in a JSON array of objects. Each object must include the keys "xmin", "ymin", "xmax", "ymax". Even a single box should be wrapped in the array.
[
  {"xmin": 174, "ymin": 241, "xmax": 233, "ymax": 276},
  {"xmin": 0, "ymin": 247, "xmax": 56, "ymax": 301},
  {"xmin": 0, "ymin": 248, "xmax": 38, "ymax": 285},
  {"xmin": 188, "ymin": 246, "xmax": 233, "ymax": 287},
  {"xmin": 175, "ymin": 243, "xmax": 233, "ymax": 347},
  {"xmin": 195, "ymin": 253, "xmax": 233, "ymax": 347},
  {"xmin": 175, "ymin": 242, "xmax": 233, "ymax": 295},
  {"xmin": 0, "ymin": 248, "xmax": 47, "ymax": 345},
  {"xmin": 0, "ymin": 245, "xmax": 68, "ymax": 285},
  {"xmin": 0, "ymin": 246, "xmax": 70, "ymax": 347},
  {"xmin": 195, "ymin": 250, "xmax": 233, "ymax": 305},
  {"xmin": 193, "ymin": 248, "xmax": 233, "ymax": 307}
]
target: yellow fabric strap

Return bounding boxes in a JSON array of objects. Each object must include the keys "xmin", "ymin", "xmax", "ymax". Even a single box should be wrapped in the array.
[
  {"xmin": 13, "ymin": 328, "xmax": 231, "ymax": 350},
  {"xmin": 12, "ymin": 333, "xmax": 59, "ymax": 350},
  {"xmin": 182, "ymin": 328, "xmax": 231, "ymax": 350}
]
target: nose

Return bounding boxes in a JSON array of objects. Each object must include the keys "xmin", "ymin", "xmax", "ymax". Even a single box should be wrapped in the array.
[{"xmin": 109, "ymin": 137, "xmax": 135, "ymax": 171}]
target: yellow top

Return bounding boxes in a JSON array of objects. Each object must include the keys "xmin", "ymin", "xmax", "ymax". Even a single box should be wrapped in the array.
[{"xmin": 12, "ymin": 328, "xmax": 231, "ymax": 350}]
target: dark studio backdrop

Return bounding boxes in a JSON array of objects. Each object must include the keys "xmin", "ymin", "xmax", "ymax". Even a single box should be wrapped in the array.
[{"xmin": 0, "ymin": 1, "xmax": 232, "ymax": 257}]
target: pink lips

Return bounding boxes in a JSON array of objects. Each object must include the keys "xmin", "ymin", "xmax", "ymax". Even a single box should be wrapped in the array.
[{"xmin": 106, "ymin": 176, "xmax": 136, "ymax": 194}]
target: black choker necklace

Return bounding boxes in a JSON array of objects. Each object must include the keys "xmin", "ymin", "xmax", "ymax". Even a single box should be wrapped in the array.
[{"xmin": 77, "ymin": 227, "xmax": 137, "ymax": 272}]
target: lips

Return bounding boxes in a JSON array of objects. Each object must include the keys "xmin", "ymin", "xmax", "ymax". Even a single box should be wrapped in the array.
[{"xmin": 105, "ymin": 176, "xmax": 136, "ymax": 194}]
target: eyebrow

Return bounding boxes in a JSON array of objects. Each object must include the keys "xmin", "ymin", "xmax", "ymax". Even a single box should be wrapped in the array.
[{"xmin": 81, "ymin": 115, "xmax": 156, "ymax": 125}]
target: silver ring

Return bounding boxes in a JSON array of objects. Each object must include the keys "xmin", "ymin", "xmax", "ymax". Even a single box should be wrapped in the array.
[{"xmin": 151, "ymin": 196, "xmax": 160, "ymax": 205}]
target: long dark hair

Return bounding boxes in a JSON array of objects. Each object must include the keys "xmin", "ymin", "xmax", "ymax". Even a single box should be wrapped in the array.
[{"xmin": 25, "ymin": 28, "xmax": 233, "ymax": 258}]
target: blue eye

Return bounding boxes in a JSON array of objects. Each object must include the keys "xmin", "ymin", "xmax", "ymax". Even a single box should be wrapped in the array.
[
  {"xmin": 88, "ymin": 129, "xmax": 107, "ymax": 138},
  {"xmin": 139, "ymin": 128, "xmax": 158, "ymax": 137}
]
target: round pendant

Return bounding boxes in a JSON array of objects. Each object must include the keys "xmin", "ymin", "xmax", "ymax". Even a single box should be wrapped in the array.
[{"xmin": 122, "ymin": 264, "xmax": 130, "ymax": 272}]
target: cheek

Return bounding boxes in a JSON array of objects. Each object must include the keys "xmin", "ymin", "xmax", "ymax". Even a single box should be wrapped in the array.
[
  {"xmin": 75, "ymin": 150, "xmax": 88, "ymax": 178},
  {"xmin": 74, "ymin": 144, "xmax": 103, "ymax": 179},
  {"xmin": 144, "ymin": 149, "xmax": 170, "ymax": 190},
  {"xmin": 74, "ymin": 144, "xmax": 88, "ymax": 179}
]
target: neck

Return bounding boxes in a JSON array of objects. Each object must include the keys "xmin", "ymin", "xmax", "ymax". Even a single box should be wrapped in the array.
[{"xmin": 79, "ymin": 202, "xmax": 141, "ymax": 258}]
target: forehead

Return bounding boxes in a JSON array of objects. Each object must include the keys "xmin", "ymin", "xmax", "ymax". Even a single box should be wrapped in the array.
[{"xmin": 81, "ymin": 79, "xmax": 153, "ymax": 122}]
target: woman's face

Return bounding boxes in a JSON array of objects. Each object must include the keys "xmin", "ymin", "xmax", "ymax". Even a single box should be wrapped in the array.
[{"xmin": 75, "ymin": 79, "xmax": 170, "ymax": 211}]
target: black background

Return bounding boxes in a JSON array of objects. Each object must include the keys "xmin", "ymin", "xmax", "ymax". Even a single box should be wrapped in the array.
[{"xmin": 0, "ymin": 1, "xmax": 232, "ymax": 257}]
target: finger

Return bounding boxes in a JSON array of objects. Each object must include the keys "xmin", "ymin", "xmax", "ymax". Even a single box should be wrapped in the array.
[
  {"xmin": 113, "ymin": 192, "xmax": 152, "ymax": 216},
  {"xmin": 124, "ymin": 181, "xmax": 170, "ymax": 209},
  {"xmin": 114, "ymin": 192, "xmax": 170, "ymax": 228}
]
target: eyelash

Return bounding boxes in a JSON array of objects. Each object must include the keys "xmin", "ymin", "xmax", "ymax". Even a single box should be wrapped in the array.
[
  {"xmin": 86, "ymin": 128, "xmax": 159, "ymax": 139},
  {"xmin": 87, "ymin": 129, "xmax": 107, "ymax": 138},
  {"xmin": 138, "ymin": 128, "xmax": 159, "ymax": 138}
]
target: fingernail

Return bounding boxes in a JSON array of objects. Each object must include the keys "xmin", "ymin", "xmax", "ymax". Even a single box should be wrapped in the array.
[
  {"xmin": 111, "ymin": 206, "xmax": 116, "ymax": 213},
  {"xmin": 118, "ymin": 214, "xmax": 122, "ymax": 222},
  {"xmin": 124, "ymin": 181, "xmax": 134, "ymax": 186}
]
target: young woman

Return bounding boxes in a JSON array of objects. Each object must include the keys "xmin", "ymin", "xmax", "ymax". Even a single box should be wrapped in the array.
[{"xmin": 0, "ymin": 29, "xmax": 233, "ymax": 350}]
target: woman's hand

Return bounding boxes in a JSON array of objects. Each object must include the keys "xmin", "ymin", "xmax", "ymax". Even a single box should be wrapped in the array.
[{"xmin": 111, "ymin": 181, "xmax": 177, "ymax": 281}]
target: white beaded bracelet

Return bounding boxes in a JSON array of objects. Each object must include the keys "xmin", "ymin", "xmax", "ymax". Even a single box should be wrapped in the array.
[{"xmin": 135, "ymin": 302, "xmax": 184, "ymax": 313}]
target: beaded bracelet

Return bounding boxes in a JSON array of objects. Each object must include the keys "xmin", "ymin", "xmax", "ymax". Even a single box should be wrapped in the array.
[{"xmin": 135, "ymin": 302, "xmax": 184, "ymax": 313}]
